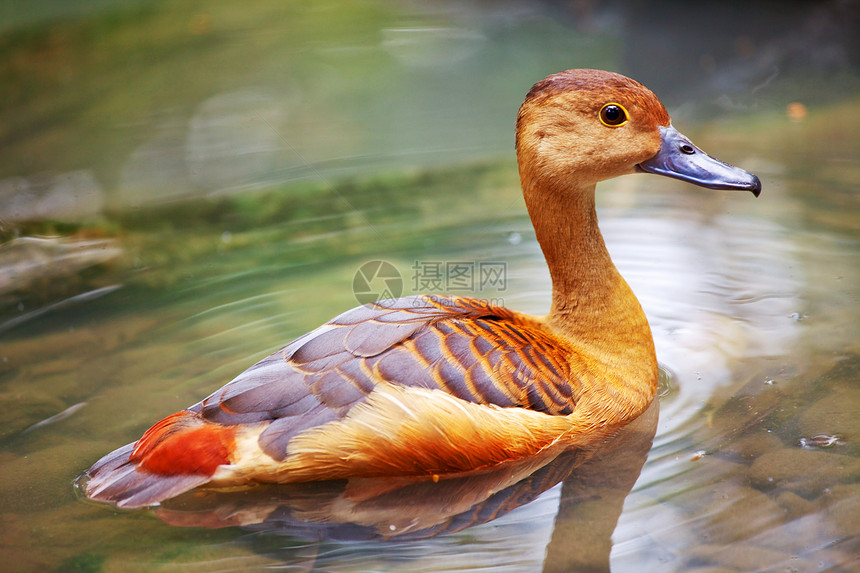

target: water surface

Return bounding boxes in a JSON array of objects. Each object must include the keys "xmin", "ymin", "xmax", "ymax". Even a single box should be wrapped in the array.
[{"xmin": 1, "ymin": 1, "xmax": 859, "ymax": 571}]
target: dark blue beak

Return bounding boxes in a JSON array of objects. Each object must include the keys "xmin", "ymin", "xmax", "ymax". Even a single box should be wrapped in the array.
[{"xmin": 638, "ymin": 126, "xmax": 761, "ymax": 197}]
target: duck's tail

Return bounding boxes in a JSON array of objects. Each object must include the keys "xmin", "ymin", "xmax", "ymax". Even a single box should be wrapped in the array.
[{"xmin": 84, "ymin": 410, "xmax": 236, "ymax": 508}]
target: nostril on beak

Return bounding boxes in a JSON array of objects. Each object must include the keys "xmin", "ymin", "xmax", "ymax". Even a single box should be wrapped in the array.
[{"xmin": 680, "ymin": 144, "xmax": 695, "ymax": 155}]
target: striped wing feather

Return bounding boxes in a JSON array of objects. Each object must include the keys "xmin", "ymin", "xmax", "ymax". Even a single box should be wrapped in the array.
[{"xmin": 193, "ymin": 295, "xmax": 577, "ymax": 461}]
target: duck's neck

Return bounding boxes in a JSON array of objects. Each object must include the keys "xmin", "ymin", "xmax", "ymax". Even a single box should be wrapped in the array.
[
  {"xmin": 524, "ymin": 177, "xmax": 657, "ymax": 405},
  {"xmin": 525, "ymin": 180, "xmax": 631, "ymax": 329}
]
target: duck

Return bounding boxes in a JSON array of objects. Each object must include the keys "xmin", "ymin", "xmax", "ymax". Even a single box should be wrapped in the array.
[{"xmin": 84, "ymin": 69, "xmax": 761, "ymax": 508}]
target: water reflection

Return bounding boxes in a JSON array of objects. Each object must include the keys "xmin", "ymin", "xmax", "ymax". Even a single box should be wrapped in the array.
[
  {"xmin": 381, "ymin": 26, "xmax": 485, "ymax": 67},
  {"xmin": 129, "ymin": 401, "xmax": 656, "ymax": 572},
  {"xmin": 0, "ymin": 236, "xmax": 122, "ymax": 330},
  {"xmin": 0, "ymin": 170, "xmax": 103, "ymax": 222},
  {"xmin": 616, "ymin": 355, "xmax": 860, "ymax": 572}
]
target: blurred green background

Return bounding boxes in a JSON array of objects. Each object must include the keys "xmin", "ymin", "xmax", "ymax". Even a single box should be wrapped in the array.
[
  {"xmin": 2, "ymin": 0, "xmax": 858, "ymax": 324},
  {"xmin": 2, "ymin": 0, "xmax": 857, "ymax": 210}
]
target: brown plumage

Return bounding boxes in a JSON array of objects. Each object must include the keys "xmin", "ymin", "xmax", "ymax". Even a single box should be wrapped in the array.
[{"xmin": 84, "ymin": 69, "xmax": 761, "ymax": 508}]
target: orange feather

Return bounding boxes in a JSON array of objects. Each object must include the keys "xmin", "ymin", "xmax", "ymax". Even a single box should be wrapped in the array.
[{"xmin": 130, "ymin": 411, "xmax": 236, "ymax": 476}]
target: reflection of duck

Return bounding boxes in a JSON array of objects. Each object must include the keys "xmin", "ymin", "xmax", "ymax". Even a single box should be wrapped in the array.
[
  {"xmin": 84, "ymin": 69, "xmax": 760, "ymax": 508},
  {"xmin": 154, "ymin": 401, "xmax": 658, "ymax": 572},
  {"xmin": 154, "ymin": 441, "xmax": 591, "ymax": 536}
]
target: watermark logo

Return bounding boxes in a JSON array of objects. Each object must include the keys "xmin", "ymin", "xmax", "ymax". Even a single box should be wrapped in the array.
[
  {"xmin": 411, "ymin": 261, "xmax": 507, "ymax": 292},
  {"xmin": 353, "ymin": 259, "xmax": 507, "ymax": 306},
  {"xmin": 352, "ymin": 260, "xmax": 404, "ymax": 306}
]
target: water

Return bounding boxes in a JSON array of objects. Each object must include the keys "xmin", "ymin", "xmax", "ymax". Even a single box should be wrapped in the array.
[{"xmin": 2, "ymin": 1, "xmax": 859, "ymax": 572}]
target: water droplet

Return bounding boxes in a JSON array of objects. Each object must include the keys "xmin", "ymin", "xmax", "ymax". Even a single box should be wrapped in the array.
[{"xmin": 507, "ymin": 231, "xmax": 522, "ymax": 246}]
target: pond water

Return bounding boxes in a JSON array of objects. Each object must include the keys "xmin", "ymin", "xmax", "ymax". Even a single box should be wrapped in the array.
[{"xmin": 1, "ymin": 1, "xmax": 859, "ymax": 572}]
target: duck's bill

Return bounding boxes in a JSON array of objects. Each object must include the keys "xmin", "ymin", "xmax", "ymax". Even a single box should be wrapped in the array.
[{"xmin": 637, "ymin": 126, "xmax": 761, "ymax": 197}]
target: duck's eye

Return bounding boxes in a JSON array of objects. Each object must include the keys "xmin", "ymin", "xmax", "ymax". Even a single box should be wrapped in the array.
[{"xmin": 599, "ymin": 103, "xmax": 629, "ymax": 127}]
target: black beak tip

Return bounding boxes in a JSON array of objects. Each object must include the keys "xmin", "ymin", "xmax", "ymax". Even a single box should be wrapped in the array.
[{"xmin": 749, "ymin": 174, "xmax": 762, "ymax": 198}]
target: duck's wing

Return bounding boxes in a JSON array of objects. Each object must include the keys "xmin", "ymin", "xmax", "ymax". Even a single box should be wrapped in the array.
[
  {"xmin": 194, "ymin": 294, "xmax": 577, "ymax": 461},
  {"xmin": 85, "ymin": 294, "xmax": 578, "ymax": 507}
]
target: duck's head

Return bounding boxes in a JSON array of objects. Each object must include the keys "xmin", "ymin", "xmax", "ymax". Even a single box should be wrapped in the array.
[{"xmin": 516, "ymin": 69, "xmax": 761, "ymax": 197}]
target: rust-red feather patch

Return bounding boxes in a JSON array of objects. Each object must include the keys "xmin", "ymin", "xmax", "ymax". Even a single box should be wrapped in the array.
[{"xmin": 130, "ymin": 411, "xmax": 236, "ymax": 476}]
